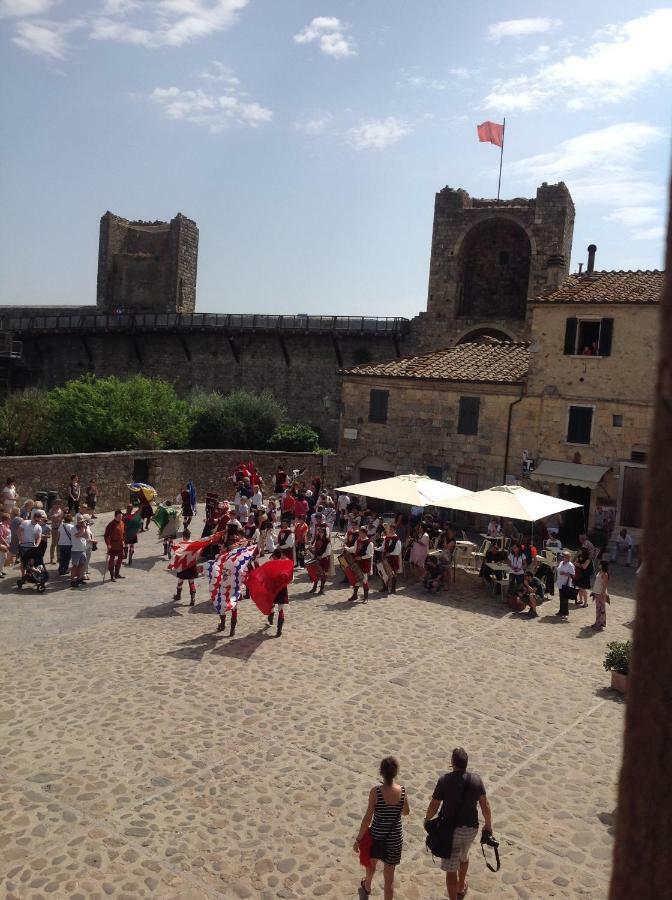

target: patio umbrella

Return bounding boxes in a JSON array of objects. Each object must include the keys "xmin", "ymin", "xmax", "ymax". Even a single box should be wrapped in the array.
[
  {"xmin": 334, "ymin": 474, "xmax": 472, "ymax": 508},
  {"xmin": 431, "ymin": 484, "xmax": 581, "ymax": 521}
]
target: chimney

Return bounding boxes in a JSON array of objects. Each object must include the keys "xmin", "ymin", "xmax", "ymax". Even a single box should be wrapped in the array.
[
  {"xmin": 578, "ymin": 263, "xmax": 583, "ymax": 274},
  {"xmin": 587, "ymin": 244, "xmax": 597, "ymax": 273}
]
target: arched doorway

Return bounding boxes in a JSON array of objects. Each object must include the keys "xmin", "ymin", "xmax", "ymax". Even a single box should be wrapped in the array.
[
  {"xmin": 355, "ymin": 455, "xmax": 395, "ymax": 483},
  {"xmin": 457, "ymin": 219, "xmax": 531, "ymax": 320}
]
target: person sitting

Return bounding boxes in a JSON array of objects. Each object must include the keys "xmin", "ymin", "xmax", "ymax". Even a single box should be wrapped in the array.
[
  {"xmin": 423, "ymin": 555, "xmax": 443, "ymax": 592},
  {"xmin": 487, "ymin": 518, "xmax": 502, "ymax": 538},
  {"xmin": 480, "ymin": 545, "xmax": 507, "ymax": 586},
  {"xmin": 513, "ymin": 571, "xmax": 545, "ymax": 618}
]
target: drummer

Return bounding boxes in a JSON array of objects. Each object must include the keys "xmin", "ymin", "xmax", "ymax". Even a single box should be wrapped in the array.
[
  {"xmin": 382, "ymin": 523, "xmax": 402, "ymax": 594},
  {"xmin": 308, "ymin": 524, "xmax": 331, "ymax": 595},
  {"xmin": 348, "ymin": 526, "xmax": 374, "ymax": 604},
  {"xmin": 276, "ymin": 521, "xmax": 295, "ymax": 564}
]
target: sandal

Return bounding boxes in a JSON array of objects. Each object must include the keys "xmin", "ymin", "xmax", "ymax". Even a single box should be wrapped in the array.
[
  {"xmin": 457, "ymin": 882, "xmax": 469, "ymax": 900},
  {"xmin": 360, "ymin": 879, "xmax": 371, "ymax": 896}
]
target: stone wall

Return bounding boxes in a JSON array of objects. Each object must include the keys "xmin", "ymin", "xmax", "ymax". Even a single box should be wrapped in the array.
[
  {"xmin": 11, "ymin": 330, "xmax": 405, "ymax": 448},
  {"xmin": 337, "ymin": 375, "xmax": 523, "ymax": 490},
  {"xmin": 0, "ymin": 449, "xmax": 338, "ymax": 510}
]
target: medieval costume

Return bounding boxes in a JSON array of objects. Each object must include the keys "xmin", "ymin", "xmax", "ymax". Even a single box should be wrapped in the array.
[
  {"xmin": 383, "ymin": 527, "xmax": 402, "ymax": 594},
  {"xmin": 308, "ymin": 526, "xmax": 331, "ymax": 595},
  {"xmin": 349, "ymin": 528, "xmax": 374, "ymax": 604}
]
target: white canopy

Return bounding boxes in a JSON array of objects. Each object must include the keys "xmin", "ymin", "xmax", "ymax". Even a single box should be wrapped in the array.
[
  {"xmin": 334, "ymin": 474, "xmax": 472, "ymax": 508},
  {"xmin": 431, "ymin": 484, "xmax": 582, "ymax": 522}
]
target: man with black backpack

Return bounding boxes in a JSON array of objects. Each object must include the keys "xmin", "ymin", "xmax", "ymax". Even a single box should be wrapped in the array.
[{"xmin": 424, "ymin": 747, "xmax": 493, "ymax": 900}]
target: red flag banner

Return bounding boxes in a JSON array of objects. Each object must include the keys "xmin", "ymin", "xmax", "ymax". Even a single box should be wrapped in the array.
[
  {"xmin": 477, "ymin": 121, "xmax": 504, "ymax": 148},
  {"xmin": 246, "ymin": 558, "xmax": 294, "ymax": 616}
]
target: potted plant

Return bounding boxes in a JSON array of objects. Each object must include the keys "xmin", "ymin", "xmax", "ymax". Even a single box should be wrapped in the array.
[{"xmin": 603, "ymin": 640, "xmax": 632, "ymax": 694}]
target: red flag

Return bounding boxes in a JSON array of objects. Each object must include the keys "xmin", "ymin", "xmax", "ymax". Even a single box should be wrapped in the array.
[
  {"xmin": 245, "ymin": 558, "xmax": 294, "ymax": 616},
  {"xmin": 477, "ymin": 121, "xmax": 504, "ymax": 148}
]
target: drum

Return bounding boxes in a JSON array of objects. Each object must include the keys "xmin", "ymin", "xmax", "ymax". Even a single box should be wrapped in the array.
[
  {"xmin": 306, "ymin": 560, "xmax": 323, "ymax": 582},
  {"xmin": 205, "ymin": 492, "xmax": 219, "ymax": 518},
  {"xmin": 344, "ymin": 560, "xmax": 364, "ymax": 586}
]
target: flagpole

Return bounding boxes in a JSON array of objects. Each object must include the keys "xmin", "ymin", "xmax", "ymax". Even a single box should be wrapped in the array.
[{"xmin": 497, "ymin": 117, "xmax": 506, "ymax": 203}]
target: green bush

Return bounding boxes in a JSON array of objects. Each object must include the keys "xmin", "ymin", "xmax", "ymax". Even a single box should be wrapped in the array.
[
  {"xmin": 189, "ymin": 389, "xmax": 285, "ymax": 450},
  {"xmin": 267, "ymin": 423, "xmax": 320, "ymax": 452},
  {"xmin": 603, "ymin": 640, "xmax": 632, "ymax": 675},
  {"xmin": 0, "ymin": 376, "xmax": 191, "ymax": 454}
]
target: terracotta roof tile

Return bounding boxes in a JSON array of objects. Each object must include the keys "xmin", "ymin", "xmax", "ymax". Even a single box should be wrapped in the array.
[
  {"xmin": 343, "ymin": 340, "xmax": 530, "ymax": 384},
  {"xmin": 537, "ymin": 270, "xmax": 664, "ymax": 305}
]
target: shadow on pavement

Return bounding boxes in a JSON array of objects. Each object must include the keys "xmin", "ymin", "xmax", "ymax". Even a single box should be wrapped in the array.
[
  {"xmin": 210, "ymin": 628, "xmax": 273, "ymax": 661},
  {"xmin": 136, "ymin": 598, "xmax": 182, "ymax": 618}
]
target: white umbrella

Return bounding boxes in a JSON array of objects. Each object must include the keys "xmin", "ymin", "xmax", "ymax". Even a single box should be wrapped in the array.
[
  {"xmin": 334, "ymin": 474, "xmax": 472, "ymax": 508},
  {"xmin": 431, "ymin": 484, "xmax": 581, "ymax": 521}
]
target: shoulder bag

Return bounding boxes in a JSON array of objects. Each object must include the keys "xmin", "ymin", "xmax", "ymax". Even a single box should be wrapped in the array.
[{"xmin": 425, "ymin": 773, "xmax": 471, "ymax": 860}]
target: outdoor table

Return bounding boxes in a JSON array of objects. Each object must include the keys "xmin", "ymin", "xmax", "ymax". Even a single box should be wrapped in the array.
[{"xmin": 480, "ymin": 533, "xmax": 506, "ymax": 545}]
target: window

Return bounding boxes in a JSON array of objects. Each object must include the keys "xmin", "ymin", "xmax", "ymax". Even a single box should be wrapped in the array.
[
  {"xmin": 457, "ymin": 396, "xmax": 480, "ymax": 435},
  {"xmin": 426, "ymin": 465, "xmax": 443, "ymax": 480},
  {"xmin": 631, "ymin": 450, "xmax": 647, "ymax": 464},
  {"xmin": 368, "ymin": 389, "xmax": 389, "ymax": 424},
  {"xmin": 567, "ymin": 406, "xmax": 593, "ymax": 444},
  {"xmin": 563, "ymin": 317, "xmax": 613, "ymax": 357},
  {"xmin": 612, "ymin": 414, "xmax": 623, "ymax": 427}
]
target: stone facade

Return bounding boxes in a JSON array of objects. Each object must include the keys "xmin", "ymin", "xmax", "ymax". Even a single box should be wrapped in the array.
[
  {"xmin": 2, "ymin": 449, "xmax": 337, "ymax": 510},
  {"xmin": 337, "ymin": 376, "xmax": 524, "ymax": 491},
  {"xmin": 97, "ymin": 212, "xmax": 198, "ymax": 313},
  {"xmin": 412, "ymin": 182, "xmax": 575, "ymax": 351}
]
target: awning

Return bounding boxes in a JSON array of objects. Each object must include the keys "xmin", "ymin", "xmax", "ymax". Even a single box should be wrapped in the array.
[{"xmin": 530, "ymin": 461, "xmax": 609, "ymax": 489}]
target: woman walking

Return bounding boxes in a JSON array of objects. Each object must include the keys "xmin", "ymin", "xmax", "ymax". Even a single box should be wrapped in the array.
[
  {"xmin": 354, "ymin": 757, "xmax": 409, "ymax": 900},
  {"xmin": 592, "ymin": 560, "xmax": 610, "ymax": 630},
  {"xmin": 574, "ymin": 549, "xmax": 593, "ymax": 607}
]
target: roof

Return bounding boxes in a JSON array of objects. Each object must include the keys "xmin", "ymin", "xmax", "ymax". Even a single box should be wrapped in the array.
[
  {"xmin": 530, "ymin": 460, "xmax": 609, "ymax": 489},
  {"xmin": 342, "ymin": 340, "xmax": 530, "ymax": 384},
  {"xmin": 536, "ymin": 270, "xmax": 664, "ymax": 305}
]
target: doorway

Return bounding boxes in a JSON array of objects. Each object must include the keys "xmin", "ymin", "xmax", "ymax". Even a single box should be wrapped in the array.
[
  {"xmin": 558, "ymin": 484, "xmax": 590, "ymax": 545},
  {"xmin": 132, "ymin": 458, "xmax": 150, "ymax": 484}
]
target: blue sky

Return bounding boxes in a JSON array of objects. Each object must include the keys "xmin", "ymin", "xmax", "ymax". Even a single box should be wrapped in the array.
[{"xmin": 1, "ymin": 1, "xmax": 670, "ymax": 317}]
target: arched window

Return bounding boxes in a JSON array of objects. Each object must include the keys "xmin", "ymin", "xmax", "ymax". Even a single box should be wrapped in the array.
[{"xmin": 458, "ymin": 219, "xmax": 531, "ymax": 320}]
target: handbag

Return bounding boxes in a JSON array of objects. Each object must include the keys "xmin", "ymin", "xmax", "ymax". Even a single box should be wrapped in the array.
[
  {"xmin": 362, "ymin": 787, "xmax": 405, "ymax": 866},
  {"xmin": 358, "ymin": 829, "xmax": 373, "ymax": 867},
  {"xmin": 425, "ymin": 773, "xmax": 471, "ymax": 860}
]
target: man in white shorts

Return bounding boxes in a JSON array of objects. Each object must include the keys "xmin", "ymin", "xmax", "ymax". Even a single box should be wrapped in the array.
[{"xmin": 424, "ymin": 748, "xmax": 493, "ymax": 900}]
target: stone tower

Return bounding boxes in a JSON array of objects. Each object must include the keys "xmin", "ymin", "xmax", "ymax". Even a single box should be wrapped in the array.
[
  {"xmin": 97, "ymin": 212, "xmax": 199, "ymax": 313},
  {"xmin": 412, "ymin": 182, "xmax": 574, "ymax": 349}
]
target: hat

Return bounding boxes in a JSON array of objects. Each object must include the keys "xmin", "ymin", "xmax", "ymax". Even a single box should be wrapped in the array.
[{"xmin": 75, "ymin": 513, "xmax": 84, "ymax": 522}]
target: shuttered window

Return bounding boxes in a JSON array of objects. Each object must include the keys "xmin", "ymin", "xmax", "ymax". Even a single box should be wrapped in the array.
[
  {"xmin": 567, "ymin": 406, "xmax": 593, "ymax": 444},
  {"xmin": 457, "ymin": 397, "xmax": 480, "ymax": 435},
  {"xmin": 563, "ymin": 317, "xmax": 614, "ymax": 356},
  {"xmin": 368, "ymin": 389, "xmax": 389, "ymax": 424}
]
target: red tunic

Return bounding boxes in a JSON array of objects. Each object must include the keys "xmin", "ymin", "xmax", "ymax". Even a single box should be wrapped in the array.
[{"xmin": 354, "ymin": 537, "xmax": 373, "ymax": 575}]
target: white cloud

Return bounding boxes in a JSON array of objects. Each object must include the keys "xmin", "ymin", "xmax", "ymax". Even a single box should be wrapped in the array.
[
  {"xmin": 293, "ymin": 16, "xmax": 354, "ymax": 58},
  {"xmin": 484, "ymin": 9, "xmax": 672, "ymax": 111},
  {"xmin": 150, "ymin": 81, "xmax": 272, "ymax": 132},
  {"xmin": 488, "ymin": 17, "xmax": 561, "ymax": 41},
  {"xmin": 199, "ymin": 60, "xmax": 240, "ymax": 85},
  {"xmin": 0, "ymin": 0, "xmax": 53, "ymax": 16},
  {"xmin": 400, "ymin": 66, "xmax": 471, "ymax": 91},
  {"xmin": 12, "ymin": 17, "xmax": 82, "ymax": 58},
  {"xmin": 295, "ymin": 113, "xmax": 333, "ymax": 136},
  {"xmin": 509, "ymin": 123, "xmax": 664, "ymax": 208},
  {"xmin": 604, "ymin": 206, "xmax": 665, "ymax": 241},
  {"xmin": 91, "ymin": 0, "xmax": 248, "ymax": 49},
  {"xmin": 346, "ymin": 117, "xmax": 411, "ymax": 150}
]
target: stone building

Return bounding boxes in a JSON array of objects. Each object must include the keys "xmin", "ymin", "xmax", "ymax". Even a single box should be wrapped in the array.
[
  {"xmin": 338, "ymin": 340, "xmax": 530, "ymax": 491},
  {"xmin": 338, "ymin": 266, "xmax": 663, "ymax": 542},
  {"xmin": 97, "ymin": 212, "xmax": 199, "ymax": 313}
]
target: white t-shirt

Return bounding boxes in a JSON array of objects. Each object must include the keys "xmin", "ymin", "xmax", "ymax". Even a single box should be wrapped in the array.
[
  {"xmin": 71, "ymin": 526, "xmax": 91, "ymax": 552},
  {"xmin": 508, "ymin": 552, "xmax": 525, "ymax": 575},
  {"xmin": 618, "ymin": 533, "xmax": 633, "ymax": 549},
  {"xmin": 251, "ymin": 490, "xmax": 263, "ymax": 509},
  {"xmin": 337, "ymin": 494, "xmax": 350, "ymax": 512},
  {"xmin": 19, "ymin": 520, "xmax": 41, "ymax": 546},
  {"xmin": 557, "ymin": 560, "xmax": 576, "ymax": 588},
  {"xmin": 58, "ymin": 522, "xmax": 74, "ymax": 546}
]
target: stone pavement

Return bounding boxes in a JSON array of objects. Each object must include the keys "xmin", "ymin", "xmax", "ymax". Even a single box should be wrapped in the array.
[{"xmin": 0, "ymin": 514, "xmax": 632, "ymax": 899}]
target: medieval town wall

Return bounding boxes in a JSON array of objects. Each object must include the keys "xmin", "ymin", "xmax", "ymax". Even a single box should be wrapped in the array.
[{"xmin": 2, "ymin": 449, "xmax": 338, "ymax": 510}]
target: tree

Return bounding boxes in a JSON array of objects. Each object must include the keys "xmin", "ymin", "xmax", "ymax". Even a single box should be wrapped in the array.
[
  {"xmin": 267, "ymin": 423, "xmax": 320, "ymax": 452},
  {"xmin": 0, "ymin": 375, "xmax": 191, "ymax": 454},
  {"xmin": 189, "ymin": 389, "xmax": 285, "ymax": 450}
]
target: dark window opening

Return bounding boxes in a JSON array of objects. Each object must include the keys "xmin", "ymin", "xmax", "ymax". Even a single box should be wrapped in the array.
[
  {"xmin": 426, "ymin": 465, "xmax": 443, "ymax": 480},
  {"xmin": 612, "ymin": 414, "xmax": 623, "ymax": 427},
  {"xmin": 368, "ymin": 389, "xmax": 389, "ymax": 424},
  {"xmin": 567, "ymin": 406, "xmax": 593, "ymax": 445},
  {"xmin": 497, "ymin": 250, "xmax": 510, "ymax": 266},
  {"xmin": 631, "ymin": 450, "xmax": 647, "ymax": 463},
  {"xmin": 563, "ymin": 317, "xmax": 613, "ymax": 356},
  {"xmin": 457, "ymin": 396, "xmax": 480, "ymax": 436}
]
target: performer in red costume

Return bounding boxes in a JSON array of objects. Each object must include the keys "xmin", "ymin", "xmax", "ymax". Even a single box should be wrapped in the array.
[{"xmin": 349, "ymin": 526, "xmax": 374, "ymax": 604}]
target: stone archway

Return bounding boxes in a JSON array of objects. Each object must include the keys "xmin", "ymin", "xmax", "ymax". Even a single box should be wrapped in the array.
[
  {"xmin": 457, "ymin": 218, "xmax": 531, "ymax": 320},
  {"xmin": 355, "ymin": 455, "xmax": 396, "ymax": 483},
  {"xmin": 456, "ymin": 326, "xmax": 516, "ymax": 344}
]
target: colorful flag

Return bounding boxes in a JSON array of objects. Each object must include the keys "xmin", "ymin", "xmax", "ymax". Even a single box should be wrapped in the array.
[
  {"xmin": 169, "ymin": 532, "xmax": 225, "ymax": 572},
  {"xmin": 477, "ymin": 121, "xmax": 504, "ymax": 148},
  {"xmin": 246, "ymin": 558, "xmax": 294, "ymax": 616},
  {"xmin": 208, "ymin": 544, "xmax": 258, "ymax": 615}
]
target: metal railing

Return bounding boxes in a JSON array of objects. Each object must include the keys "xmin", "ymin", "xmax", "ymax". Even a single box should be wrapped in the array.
[{"xmin": 0, "ymin": 312, "xmax": 410, "ymax": 336}]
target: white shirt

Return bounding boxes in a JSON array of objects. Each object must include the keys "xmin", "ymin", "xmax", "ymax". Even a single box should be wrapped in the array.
[
  {"xmin": 508, "ymin": 552, "xmax": 525, "ymax": 575},
  {"xmin": 264, "ymin": 530, "xmax": 276, "ymax": 554},
  {"xmin": 2, "ymin": 485, "xmax": 16, "ymax": 501},
  {"xmin": 617, "ymin": 533, "xmax": 633, "ymax": 549},
  {"xmin": 251, "ymin": 490, "xmax": 263, "ymax": 509},
  {"xmin": 277, "ymin": 530, "xmax": 295, "ymax": 550},
  {"xmin": 337, "ymin": 494, "xmax": 350, "ymax": 512},
  {"xmin": 557, "ymin": 560, "xmax": 576, "ymax": 588},
  {"xmin": 19, "ymin": 520, "xmax": 42, "ymax": 546},
  {"xmin": 58, "ymin": 522, "xmax": 74, "ymax": 546},
  {"xmin": 238, "ymin": 502, "xmax": 250, "ymax": 524},
  {"xmin": 71, "ymin": 525, "xmax": 91, "ymax": 552}
]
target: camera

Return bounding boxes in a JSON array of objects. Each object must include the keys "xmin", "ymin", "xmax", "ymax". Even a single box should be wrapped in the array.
[{"xmin": 481, "ymin": 829, "xmax": 499, "ymax": 849}]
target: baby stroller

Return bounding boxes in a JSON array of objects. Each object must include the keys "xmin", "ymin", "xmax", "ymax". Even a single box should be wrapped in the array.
[{"xmin": 17, "ymin": 556, "xmax": 49, "ymax": 593}]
